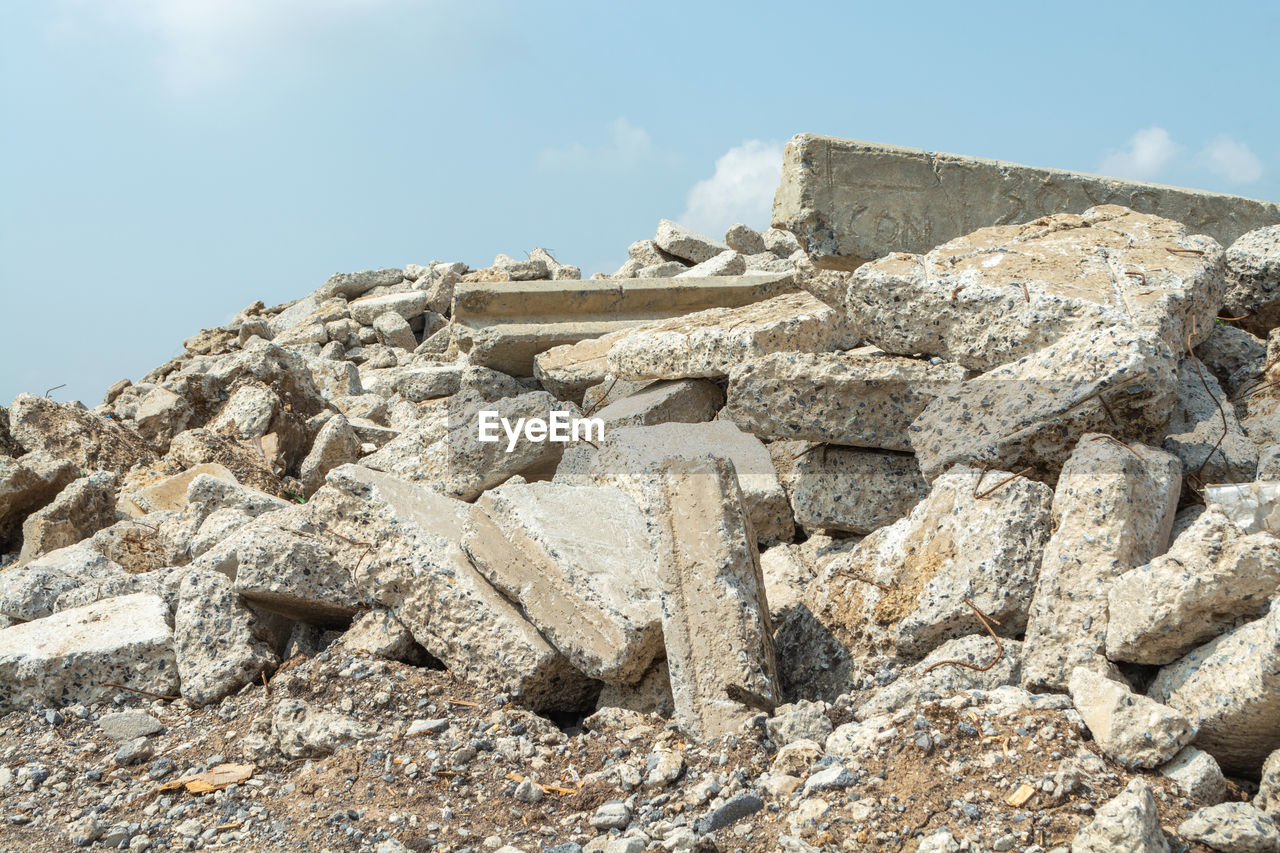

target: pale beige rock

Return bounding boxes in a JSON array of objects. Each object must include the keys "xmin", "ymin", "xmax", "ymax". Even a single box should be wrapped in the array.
[
  {"xmin": 456, "ymin": 273, "xmax": 793, "ymax": 378},
  {"xmin": 9, "ymin": 394, "xmax": 156, "ymax": 474},
  {"xmin": 654, "ymin": 219, "xmax": 730, "ymax": 264},
  {"xmin": 783, "ymin": 445, "xmax": 928, "ymax": 535},
  {"xmin": 578, "ymin": 421, "xmax": 794, "ymax": 545},
  {"xmin": 773, "ymin": 133, "xmax": 1279, "ymax": 268},
  {"xmin": 1022, "ymin": 435, "xmax": 1180, "ymax": 692},
  {"xmin": 372, "ymin": 311, "xmax": 417, "ymax": 351},
  {"xmin": 646, "ymin": 456, "xmax": 779, "ymax": 740},
  {"xmin": 133, "ymin": 387, "xmax": 193, "ymax": 449},
  {"xmin": 0, "ymin": 452, "xmax": 78, "ymax": 548},
  {"xmin": 207, "ymin": 383, "xmax": 278, "ymax": 440},
  {"xmin": 1068, "ymin": 667, "xmax": 1195, "ymax": 769},
  {"xmin": 119, "ymin": 463, "xmax": 238, "ymax": 517},
  {"xmin": 675, "ymin": 250, "xmax": 746, "ymax": 278},
  {"xmin": 910, "ymin": 326, "xmax": 1179, "ymax": 482},
  {"xmin": 844, "ymin": 206, "xmax": 1224, "ymax": 372},
  {"xmin": 725, "ymin": 350, "xmax": 965, "ymax": 451},
  {"xmin": 856, "ymin": 635, "xmax": 1022, "ymax": 722},
  {"xmin": 0, "ymin": 542, "xmax": 127, "ymax": 621},
  {"xmin": 1223, "ymin": 225, "xmax": 1280, "ymax": 332},
  {"xmin": 595, "ymin": 659, "xmax": 674, "ymax": 718},
  {"xmin": 1106, "ymin": 508, "xmax": 1280, "ymax": 664},
  {"xmin": 348, "ymin": 291, "xmax": 430, "ymax": 326},
  {"xmin": 758, "ymin": 544, "xmax": 816, "ymax": 624},
  {"xmin": 299, "ymin": 414, "xmax": 361, "ymax": 497},
  {"xmin": 1161, "ymin": 747, "xmax": 1227, "ymax": 805},
  {"xmin": 17, "ymin": 471, "xmax": 117, "ymax": 564},
  {"xmin": 464, "ymin": 483, "xmax": 662, "ymax": 684},
  {"xmin": 1070, "ymin": 778, "xmax": 1170, "ymax": 853},
  {"xmin": 535, "ymin": 289, "xmax": 835, "ymax": 397},
  {"xmin": 0, "ymin": 593, "xmax": 177, "ymax": 713},
  {"xmin": 1259, "ymin": 749, "xmax": 1280, "ymax": 817},
  {"xmin": 313, "ymin": 465, "xmax": 594, "ymax": 711},
  {"xmin": 1151, "ymin": 598, "xmax": 1280, "ymax": 775},
  {"xmin": 1196, "ymin": 324, "xmax": 1265, "ymax": 397}
]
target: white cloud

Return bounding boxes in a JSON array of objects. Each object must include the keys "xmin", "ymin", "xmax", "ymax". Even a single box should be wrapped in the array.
[
  {"xmin": 52, "ymin": 0, "xmax": 401, "ymax": 92},
  {"xmin": 537, "ymin": 118, "xmax": 668, "ymax": 172},
  {"xmin": 1098, "ymin": 127, "xmax": 1180, "ymax": 182},
  {"xmin": 1203, "ymin": 135, "xmax": 1263, "ymax": 184},
  {"xmin": 679, "ymin": 140, "xmax": 785, "ymax": 237}
]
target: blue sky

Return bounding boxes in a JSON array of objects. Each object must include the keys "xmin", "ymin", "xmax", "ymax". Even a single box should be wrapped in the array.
[{"xmin": 2, "ymin": 0, "xmax": 1278, "ymax": 405}]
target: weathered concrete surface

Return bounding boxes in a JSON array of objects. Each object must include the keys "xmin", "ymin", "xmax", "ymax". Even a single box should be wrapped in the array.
[
  {"xmin": 772, "ymin": 134, "xmax": 1280, "ymax": 268},
  {"xmin": 578, "ymin": 421, "xmax": 794, "ymax": 545},
  {"xmin": 17, "ymin": 471, "xmax": 117, "ymax": 564},
  {"xmin": 856, "ymin": 635, "xmax": 1022, "ymax": 722},
  {"xmin": 1022, "ymin": 435, "xmax": 1181, "ymax": 692},
  {"xmin": 453, "ymin": 273, "xmax": 794, "ymax": 376},
  {"xmin": 1152, "ymin": 598, "xmax": 1280, "ymax": 776},
  {"xmin": 174, "ymin": 569, "xmax": 282, "ymax": 706},
  {"xmin": 1177, "ymin": 803, "xmax": 1280, "ymax": 853},
  {"xmin": 843, "ymin": 206, "xmax": 1225, "ymax": 372},
  {"xmin": 1163, "ymin": 357, "xmax": 1257, "ymax": 485},
  {"xmin": 534, "ymin": 291, "xmax": 840, "ymax": 397},
  {"xmin": 311, "ymin": 465, "xmax": 595, "ymax": 712},
  {"xmin": 118, "ymin": 462, "xmax": 238, "ymax": 517},
  {"xmin": 1223, "ymin": 225, "xmax": 1280, "ymax": 334},
  {"xmin": 785, "ymin": 446, "xmax": 928, "ymax": 535},
  {"xmin": 0, "ymin": 452, "xmax": 78, "ymax": 547},
  {"xmin": 0, "ymin": 593, "xmax": 177, "ymax": 712},
  {"xmin": 1161, "ymin": 747, "xmax": 1227, "ymax": 805},
  {"xmin": 0, "ymin": 542, "xmax": 128, "ymax": 622},
  {"xmin": 1106, "ymin": 508, "xmax": 1280, "ymax": 665},
  {"xmin": 1070, "ymin": 778, "xmax": 1170, "ymax": 853},
  {"xmin": 1068, "ymin": 667, "xmax": 1196, "ymax": 769},
  {"xmin": 645, "ymin": 456, "xmax": 779, "ymax": 741},
  {"xmin": 464, "ymin": 483, "xmax": 662, "ymax": 684},
  {"xmin": 910, "ymin": 326, "xmax": 1179, "ymax": 482},
  {"xmin": 9, "ymin": 394, "xmax": 156, "ymax": 474},
  {"xmin": 725, "ymin": 351, "xmax": 966, "ymax": 451}
]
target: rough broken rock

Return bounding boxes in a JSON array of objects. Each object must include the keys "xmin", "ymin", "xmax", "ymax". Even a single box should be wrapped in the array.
[
  {"xmin": 1068, "ymin": 667, "xmax": 1196, "ymax": 769},
  {"xmin": 724, "ymin": 350, "xmax": 966, "ymax": 451},
  {"xmin": 1223, "ymin": 225, "xmax": 1280, "ymax": 332},
  {"xmin": 1106, "ymin": 507, "xmax": 1280, "ymax": 665},
  {"xmin": 17, "ymin": 471, "xmax": 118, "ymax": 564},
  {"xmin": 464, "ymin": 482, "xmax": 662, "ymax": 684},
  {"xmin": 1070, "ymin": 778, "xmax": 1170, "ymax": 853},
  {"xmin": 910, "ymin": 325, "xmax": 1179, "ymax": 482},
  {"xmin": 784, "ymin": 445, "xmax": 928, "ymax": 535},
  {"xmin": 1163, "ymin": 356, "xmax": 1257, "ymax": 485},
  {"xmin": 0, "ymin": 451, "xmax": 78, "ymax": 548},
  {"xmin": 1022, "ymin": 434, "xmax": 1180, "ymax": 692},
  {"xmin": 174, "ymin": 569, "xmax": 282, "ymax": 706},
  {"xmin": 0, "ymin": 593, "xmax": 177, "ymax": 712}
]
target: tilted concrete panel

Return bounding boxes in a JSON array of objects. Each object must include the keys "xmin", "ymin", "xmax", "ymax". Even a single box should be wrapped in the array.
[{"xmin": 773, "ymin": 134, "xmax": 1280, "ymax": 269}]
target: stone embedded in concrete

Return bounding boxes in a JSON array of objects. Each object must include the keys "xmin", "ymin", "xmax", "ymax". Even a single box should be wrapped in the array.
[
  {"xmin": 654, "ymin": 219, "xmax": 730, "ymax": 264},
  {"xmin": 0, "ymin": 593, "xmax": 177, "ymax": 712},
  {"xmin": 1177, "ymin": 803, "xmax": 1280, "ymax": 853},
  {"xmin": 579, "ymin": 421, "xmax": 794, "ymax": 545},
  {"xmin": 856, "ymin": 635, "xmax": 1022, "ymax": 722},
  {"xmin": 772, "ymin": 133, "xmax": 1280, "ymax": 268},
  {"xmin": 534, "ymin": 290, "xmax": 838, "ymax": 396},
  {"xmin": 1069, "ymin": 778, "xmax": 1170, "ymax": 853},
  {"xmin": 1068, "ymin": 667, "xmax": 1196, "ymax": 769},
  {"xmin": 16, "ymin": 471, "xmax": 117, "ymax": 564},
  {"xmin": 175, "ymin": 569, "xmax": 282, "ymax": 706},
  {"xmin": 1151, "ymin": 598, "xmax": 1280, "ymax": 776},
  {"xmin": 464, "ymin": 483, "xmax": 662, "ymax": 684},
  {"xmin": 644, "ymin": 456, "xmax": 779, "ymax": 740},
  {"xmin": 455, "ymin": 273, "xmax": 794, "ymax": 378},
  {"xmin": 0, "ymin": 542, "xmax": 128, "ymax": 621},
  {"xmin": 784, "ymin": 445, "xmax": 928, "ymax": 535},
  {"xmin": 1106, "ymin": 508, "xmax": 1280, "ymax": 665},
  {"xmin": 1163, "ymin": 357, "xmax": 1257, "ymax": 484},
  {"xmin": 843, "ymin": 206, "xmax": 1224, "ymax": 372},
  {"xmin": 725, "ymin": 351, "xmax": 966, "ymax": 451},
  {"xmin": 910, "ymin": 326, "xmax": 1179, "ymax": 482},
  {"xmin": 1022, "ymin": 435, "xmax": 1180, "ymax": 692},
  {"xmin": 807, "ymin": 465, "xmax": 1052, "ymax": 661},
  {"xmin": 312, "ymin": 465, "xmax": 594, "ymax": 711},
  {"xmin": 1223, "ymin": 225, "xmax": 1280, "ymax": 332},
  {"xmin": 1161, "ymin": 747, "xmax": 1227, "ymax": 805},
  {"xmin": 299, "ymin": 414, "xmax": 361, "ymax": 498},
  {"xmin": 362, "ymin": 392, "xmax": 581, "ymax": 502}
]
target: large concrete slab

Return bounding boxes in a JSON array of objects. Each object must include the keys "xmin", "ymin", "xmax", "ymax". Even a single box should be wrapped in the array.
[
  {"xmin": 773, "ymin": 134, "xmax": 1280, "ymax": 269},
  {"xmin": 453, "ymin": 273, "xmax": 794, "ymax": 376}
]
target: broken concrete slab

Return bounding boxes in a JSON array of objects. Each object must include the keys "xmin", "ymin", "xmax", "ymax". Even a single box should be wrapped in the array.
[
  {"xmin": 174, "ymin": 569, "xmax": 282, "ymax": 706},
  {"xmin": 855, "ymin": 635, "xmax": 1022, "ymax": 721},
  {"xmin": 675, "ymin": 250, "xmax": 746, "ymax": 278},
  {"xmin": 1223, "ymin": 225, "xmax": 1280, "ymax": 333},
  {"xmin": 311, "ymin": 465, "xmax": 595, "ymax": 712},
  {"xmin": 1022, "ymin": 434, "xmax": 1181, "ymax": 692},
  {"xmin": 910, "ymin": 325, "xmax": 1179, "ymax": 482},
  {"xmin": 0, "ymin": 452, "xmax": 79, "ymax": 549},
  {"xmin": 1177, "ymin": 803, "xmax": 1280, "ymax": 853},
  {"xmin": 724, "ymin": 350, "xmax": 965, "ymax": 451},
  {"xmin": 0, "ymin": 542, "xmax": 128, "ymax": 621},
  {"xmin": 315, "ymin": 268, "xmax": 405, "ymax": 301},
  {"xmin": 843, "ymin": 205, "xmax": 1225, "ymax": 372},
  {"xmin": 654, "ymin": 219, "xmax": 730, "ymax": 264},
  {"xmin": 578, "ymin": 421, "xmax": 794, "ymax": 545},
  {"xmin": 1163, "ymin": 357, "xmax": 1257, "ymax": 485},
  {"xmin": 1151, "ymin": 598, "xmax": 1280, "ymax": 776},
  {"xmin": 533, "ymin": 290, "xmax": 839, "ymax": 397},
  {"xmin": 772, "ymin": 133, "xmax": 1280, "ymax": 268},
  {"xmin": 8, "ymin": 394, "xmax": 156, "ymax": 474},
  {"xmin": 1161, "ymin": 747, "xmax": 1227, "ymax": 805},
  {"xmin": 299, "ymin": 414, "xmax": 361, "ymax": 497},
  {"xmin": 1069, "ymin": 778, "xmax": 1170, "ymax": 853},
  {"xmin": 644, "ymin": 456, "xmax": 779, "ymax": 740},
  {"xmin": 464, "ymin": 483, "xmax": 662, "ymax": 684},
  {"xmin": 348, "ymin": 291, "xmax": 430, "ymax": 326},
  {"xmin": 0, "ymin": 593, "xmax": 177, "ymax": 712},
  {"xmin": 758, "ymin": 544, "xmax": 816, "ymax": 625},
  {"xmin": 118, "ymin": 463, "xmax": 238, "ymax": 517},
  {"xmin": 1106, "ymin": 508, "xmax": 1280, "ymax": 665},
  {"xmin": 454, "ymin": 273, "xmax": 794, "ymax": 377},
  {"xmin": 808, "ymin": 464, "xmax": 1053, "ymax": 661},
  {"xmin": 1068, "ymin": 667, "xmax": 1196, "ymax": 769},
  {"xmin": 361, "ymin": 392, "xmax": 581, "ymax": 502},
  {"xmin": 784, "ymin": 445, "xmax": 928, "ymax": 535},
  {"xmin": 17, "ymin": 471, "xmax": 118, "ymax": 564}
]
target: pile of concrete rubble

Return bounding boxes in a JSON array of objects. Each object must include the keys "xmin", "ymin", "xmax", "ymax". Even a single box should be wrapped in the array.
[{"xmin": 4, "ymin": 135, "xmax": 1280, "ymax": 852}]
